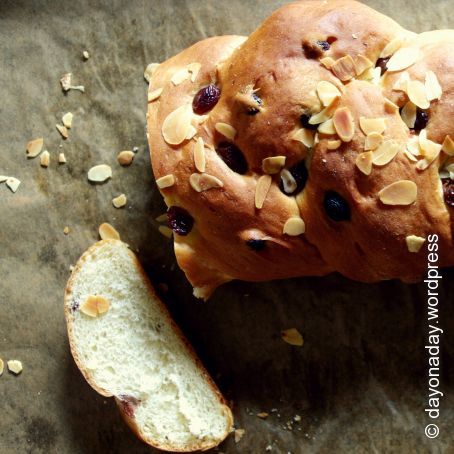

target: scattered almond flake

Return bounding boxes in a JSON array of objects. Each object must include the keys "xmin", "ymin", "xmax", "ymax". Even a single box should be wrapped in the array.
[
  {"xmin": 354, "ymin": 54, "xmax": 373, "ymax": 76},
  {"xmin": 291, "ymin": 128, "xmax": 314, "ymax": 147},
  {"xmin": 357, "ymin": 67, "xmax": 375, "ymax": 82},
  {"xmin": 314, "ymin": 132, "xmax": 320, "ymax": 145},
  {"xmin": 155, "ymin": 213, "xmax": 167, "ymax": 223},
  {"xmin": 193, "ymin": 114, "xmax": 209, "ymax": 125},
  {"xmin": 0, "ymin": 358, "xmax": 3, "ymax": 376},
  {"xmin": 365, "ymin": 132, "xmax": 383, "ymax": 151},
  {"xmin": 60, "ymin": 73, "xmax": 85, "ymax": 92},
  {"xmin": 294, "ymin": 415, "xmax": 302, "ymax": 422},
  {"xmin": 352, "ymin": 33, "xmax": 358, "ymax": 39},
  {"xmin": 193, "ymin": 138, "xmax": 206, "ymax": 172},
  {"xmin": 425, "ymin": 71, "xmax": 442, "ymax": 101},
  {"xmin": 320, "ymin": 57, "xmax": 335, "ymax": 69},
  {"xmin": 404, "ymin": 148, "xmax": 418, "ymax": 162},
  {"xmin": 326, "ymin": 139, "xmax": 341, "ymax": 150},
  {"xmin": 265, "ymin": 445, "xmax": 272, "ymax": 452},
  {"xmin": 442, "ymin": 135, "xmax": 454, "ymax": 156},
  {"xmin": 162, "ymin": 104, "xmax": 193, "ymax": 145},
  {"xmin": 255, "ymin": 175, "xmax": 272, "ymax": 209},
  {"xmin": 283, "ymin": 217, "xmax": 305, "ymax": 236},
  {"xmin": 380, "ymin": 36, "xmax": 405, "ymax": 58},
  {"xmin": 82, "ymin": 50, "xmax": 90, "ymax": 60},
  {"xmin": 419, "ymin": 129, "xmax": 442, "ymax": 161},
  {"xmin": 400, "ymin": 102, "xmax": 417, "ymax": 128},
  {"xmin": 392, "ymin": 71, "xmax": 410, "ymax": 92},
  {"xmin": 281, "ymin": 328, "xmax": 304, "ymax": 346},
  {"xmin": 158, "ymin": 225, "xmax": 173, "ymax": 238},
  {"xmin": 112, "ymin": 194, "xmax": 127, "ymax": 208},
  {"xmin": 171, "ymin": 67, "xmax": 190, "ymax": 86},
  {"xmin": 144, "ymin": 63, "xmax": 160, "ymax": 83},
  {"xmin": 0, "ymin": 176, "xmax": 8, "ymax": 183},
  {"xmin": 56, "ymin": 124, "xmax": 69, "ymax": 139},
  {"xmin": 7, "ymin": 360, "xmax": 22, "ymax": 375},
  {"xmin": 117, "ymin": 150, "xmax": 135, "ymax": 166},
  {"xmin": 316, "ymin": 81, "xmax": 341, "ymax": 107},
  {"xmin": 234, "ymin": 429, "xmax": 245, "ymax": 443},
  {"xmin": 99, "ymin": 222, "xmax": 120, "ymax": 240},
  {"xmin": 309, "ymin": 102, "xmax": 337, "ymax": 125},
  {"xmin": 262, "ymin": 156, "xmax": 286, "ymax": 174},
  {"xmin": 26, "ymin": 137, "xmax": 44, "ymax": 158},
  {"xmin": 148, "ymin": 87, "xmax": 163, "ymax": 103},
  {"xmin": 280, "ymin": 169, "xmax": 297, "ymax": 194},
  {"xmin": 69, "ymin": 264, "xmax": 75, "ymax": 272},
  {"xmin": 331, "ymin": 55, "xmax": 356, "ymax": 81},
  {"xmin": 318, "ymin": 119, "xmax": 336, "ymax": 135},
  {"xmin": 356, "ymin": 151, "xmax": 373, "ymax": 175},
  {"xmin": 407, "ymin": 80, "xmax": 430, "ymax": 109},
  {"xmin": 384, "ymin": 98, "xmax": 399, "ymax": 113},
  {"xmin": 215, "ymin": 122, "xmax": 236, "ymax": 140},
  {"xmin": 6, "ymin": 177, "xmax": 20, "ymax": 193},
  {"xmin": 40, "ymin": 150, "xmax": 50, "ymax": 168},
  {"xmin": 133, "ymin": 146, "xmax": 139, "ymax": 153},
  {"xmin": 88, "ymin": 164, "xmax": 112, "ymax": 183},
  {"xmin": 406, "ymin": 235, "xmax": 426, "ymax": 253},
  {"xmin": 81, "ymin": 295, "xmax": 110, "ymax": 318},
  {"xmin": 372, "ymin": 140, "xmax": 400, "ymax": 166},
  {"xmin": 257, "ymin": 412, "xmax": 269, "ymax": 419},
  {"xmin": 378, "ymin": 180, "xmax": 417, "ymax": 205},
  {"xmin": 187, "ymin": 62, "xmax": 201, "ymax": 82},
  {"xmin": 359, "ymin": 117, "xmax": 386, "ymax": 135},
  {"xmin": 185, "ymin": 125, "xmax": 197, "ymax": 141},
  {"xmin": 156, "ymin": 174, "xmax": 175, "ymax": 189},
  {"xmin": 62, "ymin": 112, "xmax": 73, "ymax": 128},
  {"xmin": 371, "ymin": 66, "xmax": 382, "ymax": 85},
  {"xmin": 189, "ymin": 173, "xmax": 223, "ymax": 192},
  {"xmin": 333, "ymin": 107, "xmax": 354, "ymax": 142},
  {"xmin": 386, "ymin": 47, "xmax": 419, "ymax": 72},
  {"xmin": 58, "ymin": 152, "xmax": 66, "ymax": 164},
  {"xmin": 407, "ymin": 136, "xmax": 421, "ymax": 156},
  {"xmin": 63, "ymin": 226, "xmax": 70, "ymax": 235}
]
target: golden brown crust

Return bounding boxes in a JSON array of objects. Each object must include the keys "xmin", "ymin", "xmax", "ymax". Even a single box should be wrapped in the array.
[{"xmin": 147, "ymin": 0, "xmax": 454, "ymax": 298}]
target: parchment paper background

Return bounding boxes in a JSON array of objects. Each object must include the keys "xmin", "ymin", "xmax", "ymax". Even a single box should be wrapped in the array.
[{"xmin": 0, "ymin": 0, "xmax": 453, "ymax": 453}]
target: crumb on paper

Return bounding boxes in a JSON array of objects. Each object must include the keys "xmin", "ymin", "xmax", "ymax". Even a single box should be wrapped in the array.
[
  {"xmin": 112, "ymin": 194, "xmax": 127, "ymax": 208},
  {"xmin": 40, "ymin": 150, "xmax": 50, "ymax": 167},
  {"xmin": 62, "ymin": 112, "xmax": 73, "ymax": 128},
  {"xmin": 257, "ymin": 412, "xmax": 269, "ymax": 419},
  {"xmin": 26, "ymin": 137, "xmax": 44, "ymax": 158},
  {"xmin": 0, "ymin": 358, "xmax": 4, "ymax": 376},
  {"xmin": 58, "ymin": 152, "xmax": 66, "ymax": 164},
  {"xmin": 234, "ymin": 428, "xmax": 245, "ymax": 443},
  {"xmin": 56, "ymin": 124, "xmax": 69, "ymax": 139},
  {"xmin": 82, "ymin": 50, "xmax": 90, "ymax": 60},
  {"xmin": 7, "ymin": 360, "xmax": 23, "ymax": 375},
  {"xmin": 6, "ymin": 177, "xmax": 21, "ymax": 193},
  {"xmin": 60, "ymin": 73, "xmax": 85, "ymax": 93},
  {"xmin": 281, "ymin": 328, "xmax": 304, "ymax": 346},
  {"xmin": 63, "ymin": 226, "xmax": 70, "ymax": 235},
  {"xmin": 99, "ymin": 222, "xmax": 120, "ymax": 240}
]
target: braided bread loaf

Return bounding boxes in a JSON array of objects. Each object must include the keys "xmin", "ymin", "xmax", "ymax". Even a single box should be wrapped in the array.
[{"xmin": 147, "ymin": 0, "xmax": 454, "ymax": 299}]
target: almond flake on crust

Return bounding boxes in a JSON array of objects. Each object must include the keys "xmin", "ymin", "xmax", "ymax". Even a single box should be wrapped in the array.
[
  {"xmin": 320, "ymin": 57, "xmax": 335, "ymax": 69},
  {"xmin": 380, "ymin": 36, "xmax": 405, "ymax": 58},
  {"xmin": 318, "ymin": 119, "xmax": 336, "ymax": 135},
  {"xmin": 193, "ymin": 137, "xmax": 206, "ymax": 172},
  {"xmin": 117, "ymin": 150, "xmax": 135, "ymax": 166},
  {"xmin": 291, "ymin": 128, "xmax": 314, "ymax": 147},
  {"xmin": 417, "ymin": 130, "xmax": 441, "ymax": 170},
  {"xmin": 403, "ymin": 148, "xmax": 418, "ymax": 162},
  {"xmin": 309, "ymin": 102, "xmax": 337, "ymax": 125},
  {"xmin": 392, "ymin": 71, "xmax": 410, "ymax": 92},
  {"xmin": 255, "ymin": 175, "xmax": 272, "ymax": 209},
  {"xmin": 187, "ymin": 62, "xmax": 201, "ymax": 82},
  {"xmin": 365, "ymin": 132, "xmax": 383, "ymax": 151},
  {"xmin": 185, "ymin": 125, "xmax": 197, "ymax": 141},
  {"xmin": 162, "ymin": 104, "xmax": 193, "ymax": 145},
  {"xmin": 378, "ymin": 180, "xmax": 417, "ymax": 205},
  {"xmin": 88, "ymin": 164, "xmax": 112, "ymax": 182},
  {"xmin": 384, "ymin": 98, "xmax": 399, "ymax": 113},
  {"xmin": 406, "ymin": 235, "xmax": 426, "ymax": 253},
  {"xmin": 171, "ymin": 67, "xmax": 190, "ymax": 85},
  {"xmin": 356, "ymin": 151, "xmax": 373, "ymax": 175},
  {"xmin": 215, "ymin": 122, "xmax": 236, "ymax": 140},
  {"xmin": 7, "ymin": 360, "xmax": 23, "ymax": 375},
  {"xmin": 81, "ymin": 295, "xmax": 110, "ymax": 318},
  {"xmin": 386, "ymin": 47, "xmax": 419, "ymax": 72},
  {"xmin": 326, "ymin": 139, "xmax": 341, "ymax": 150},
  {"xmin": 62, "ymin": 112, "xmax": 73, "ymax": 128},
  {"xmin": 189, "ymin": 173, "xmax": 223, "ymax": 192},
  {"xmin": 333, "ymin": 107, "xmax": 354, "ymax": 142},
  {"xmin": 26, "ymin": 138, "xmax": 44, "ymax": 158},
  {"xmin": 359, "ymin": 117, "xmax": 386, "ymax": 135},
  {"xmin": 354, "ymin": 54, "xmax": 373, "ymax": 76},
  {"xmin": 262, "ymin": 156, "xmax": 286, "ymax": 175},
  {"xmin": 156, "ymin": 174, "xmax": 175, "ymax": 189},
  {"xmin": 40, "ymin": 150, "xmax": 50, "ymax": 168},
  {"xmin": 407, "ymin": 80, "xmax": 430, "ymax": 109},
  {"xmin": 99, "ymin": 222, "xmax": 120, "ymax": 240},
  {"xmin": 316, "ymin": 81, "xmax": 341, "ymax": 107},
  {"xmin": 148, "ymin": 88, "xmax": 163, "ymax": 103},
  {"xmin": 283, "ymin": 217, "xmax": 305, "ymax": 236},
  {"xmin": 331, "ymin": 55, "xmax": 356, "ymax": 81},
  {"xmin": 400, "ymin": 102, "xmax": 417, "ymax": 128},
  {"xmin": 281, "ymin": 328, "xmax": 304, "ymax": 346},
  {"xmin": 144, "ymin": 63, "xmax": 160, "ymax": 83},
  {"xmin": 372, "ymin": 140, "xmax": 400, "ymax": 166},
  {"xmin": 6, "ymin": 177, "xmax": 20, "ymax": 193},
  {"xmin": 112, "ymin": 194, "xmax": 127, "ymax": 208},
  {"xmin": 425, "ymin": 71, "xmax": 442, "ymax": 101},
  {"xmin": 442, "ymin": 135, "xmax": 454, "ymax": 156}
]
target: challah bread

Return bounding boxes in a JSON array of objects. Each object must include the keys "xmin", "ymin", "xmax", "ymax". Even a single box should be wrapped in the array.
[
  {"xmin": 147, "ymin": 0, "xmax": 454, "ymax": 299},
  {"xmin": 64, "ymin": 240, "xmax": 233, "ymax": 451}
]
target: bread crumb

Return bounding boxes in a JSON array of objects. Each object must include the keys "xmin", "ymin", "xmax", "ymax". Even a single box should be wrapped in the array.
[
  {"xmin": 0, "ymin": 358, "xmax": 4, "ymax": 376},
  {"xmin": 26, "ymin": 138, "xmax": 44, "ymax": 158},
  {"xmin": 234, "ymin": 428, "xmax": 245, "ymax": 443},
  {"xmin": 62, "ymin": 112, "xmax": 73, "ymax": 129},
  {"xmin": 63, "ymin": 226, "xmax": 70, "ymax": 235},
  {"xmin": 294, "ymin": 415, "xmax": 301, "ymax": 422},
  {"xmin": 281, "ymin": 328, "xmax": 304, "ymax": 346},
  {"xmin": 58, "ymin": 152, "xmax": 66, "ymax": 164},
  {"xmin": 88, "ymin": 164, "xmax": 112, "ymax": 183},
  {"xmin": 40, "ymin": 150, "xmax": 50, "ymax": 168},
  {"xmin": 6, "ymin": 177, "xmax": 20, "ymax": 193},
  {"xmin": 117, "ymin": 151, "xmax": 135, "ymax": 166},
  {"xmin": 60, "ymin": 73, "xmax": 85, "ymax": 92},
  {"xmin": 7, "ymin": 360, "xmax": 23, "ymax": 375},
  {"xmin": 257, "ymin": 412, "xmax": 269, "ymax": 419},
  {"xmin": 82, "ymin": 50, "xmax": 90, "ymax": 60},
  {"xmin": 56, "ymin": 124, "xmax": 69, "ymax": 139}
]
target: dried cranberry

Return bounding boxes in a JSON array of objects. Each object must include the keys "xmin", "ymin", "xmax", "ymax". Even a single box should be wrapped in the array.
[
  {"xmin": 317, "ymin": 40, "xmax": 330, "ymax": 51},
  {"xmin": 246, "ymin": 239, "xmax": 266, "ymax": 251},
  {"xmin": 192, "ymin": 85, "xmax": 221, "ymax": 115},
  {"xmin": 216, "ymin": 142, "xmax": 248, "ymax": 174},
  {"xmin": 300, "ymin": 114, "xmax": 318, "ymax": 130},
  {"xmin": 413, "ymin": 109, "xmax": 429, "ymax": 131},
  {"xmin": 375, "ymin": 57, "xmax": 390, "ymax": 76},
  {"xmin": 442, "ymin": 179, "xmax": 454, "ymax": 207},
  {"xmin": 167, "ymin": 206, "xmax": 194, "ymax": 236},
  {"xmin": 324, "ymin": 191, "xmax": 351, "ymax": 221},
  {"xmin": 279, "ymin": 161, "xmax": 308, "ymax": 196}
]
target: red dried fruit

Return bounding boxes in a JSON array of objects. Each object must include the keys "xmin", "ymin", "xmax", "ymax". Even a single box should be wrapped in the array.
[
  {"xmin": 442, "ymin": 179, "xmax": 454, "ymax": 207},
  {"xmin": 216, "ymin": 142, "xmax": 248, "ymax": 174},
  {"xmin": 192, "ymin": 85, "xmax": 221, "ymax": 114},
  {"xmin": 167, "ymin": 206, "xmax": 194, "ymax": 236}
]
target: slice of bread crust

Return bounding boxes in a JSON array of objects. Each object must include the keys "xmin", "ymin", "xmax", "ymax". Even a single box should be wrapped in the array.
[{"xmin": 64, "ymin": 240, "xmax": 233, "ymax": 452}]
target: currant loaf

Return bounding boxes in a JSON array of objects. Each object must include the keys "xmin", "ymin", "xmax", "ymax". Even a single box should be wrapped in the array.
[{"xmin": 147, "ymin": 0, "xmax": 454, "ymax": 299}]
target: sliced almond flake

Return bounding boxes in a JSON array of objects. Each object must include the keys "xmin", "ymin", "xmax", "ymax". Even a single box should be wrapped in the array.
[
  {"xmin": 144, "ymin": 63, "xmax": 160, "ymax": 83},
  {"xmin": 7, "ymin": 360, "xmax": 23, "ymax": 375},
  {"xmin": 419, "ymin": 129, "xmax": 442, "ymax": 159},
  {"xmin": 255, "ymin": 175, "xmax": 272, "ymax": 209},
  {"xmin": 234, "ymin": 429, "xmax": 245, "ymax": 443},
  {"xmin": 384, "ymin": 98, "xmax": 399, "ymax": 113},
  {"xmin": 171, "ymin": 67, "xmax": 190, "ymax": 85},
  {"xmin": 318, "ymin": 119, "xmax": 336, "ymax": 135},
  {"xmin": 331, "ymin": 55, "xmax": 356, "ymax": 81},
  {"xmin": 257, "ymin": 412, "xmax": 269, "ymax": 419},
  {"xmin": 99, "ymin": 222, "xmax": 120, "ymax": 240},
  {"xmin": 378, "ymin": 180, "xmax": 417, "ymax": 205},
  {"xmin": 316, "ymin": 81, "xmax": 341, "ymax": 107},
  {"xmin": 371, "ymin": 66, "xmax": 382, "ymax": 85},
  {"xmin": 425, "ymin": 71, "xmax": 442, "ymax": 101},
  {"xmin": 189, "ymin": 173, "xmax": 223, "ymax": 192},
  {"xmin": 365, "ymin": 132, "xmax": 383, "ymax": 151},
  {"xmin": 148, "ymin": 87, "xmax": 163, "ymax": 103},
  {"xmin": 309, "ymin": 102, "xmax": 337, "ymax": 125},
  {"xmin": 407, "ymin": 136, "xmax": 421, "ymax": 156},
  {"xmin": 0, "ymin": 176, "xmax": 8, "ymax": 183},
  {"xmin": 403, "ymin": 148, "xmax": 418, "ymax": 162},
  {"xmin": 215, "ymin": 122, "xmax": 236, "ymax": 140},
  {"xmin": 193, "ymin": 137, "xmax": 206, "ymax": 172},
  {"xmin": 0, "ymin": 358, "xmax": 3, "ymax": 376},
  {"xmin": 156, "ymin": 174, "xmax": 175, "ymax": 189},
  {"xmin": 62, "ymin": 112, "xmax": 73, "ymax": 128},
  {"xmin": 58, "ymin": 152, "xmax": 66, "ymax": 164},
  {"xmin": 406, "ymin": 235, "xmax": 426, "ymax": 253},
  {"xmin": 333, "ymin": 107, "xmax": 354, "ymax": 142},
  {"xmin": 356, "ymin": 151, "xmax": 373, "ymax": 175},
  {"xmin": 372, "ymin": 140, "xmax": 400, "ymax": 166},
  {"xmin": 442, "ymin": 135, "xmax": 454, "ymax": 156},
  {"xmin": 392, "ymin": 71, "xmax": 410, "ymax": 92},
  {"xmin": 185, "ymin": 125, "xmax": 197, "ymax": 140},
  {"xmin": 40, "ymin": 150, "xmax": 50, "ymax": 168},
  {"xmin": 117, "ymin": 150, "xmax": 135, "ymax": 166},
  {"xmin": 158, "ymin": 225, "xmax": 173, "ymax": 238},
  {"xmin": 386, "ymin": 47, "xmax": 419, "ymax": 72},
  {"xmin": 326, "ymin": 139, "xmax": 341, "ymax": 150},
  {"xmin": 193, "ymin": 114, "xmax": 209, "ymax": 125},
  {"xmin": 280, "ymin": 169, "xmax": 297, "ymax": 194},
  {"xmin": 112, "ymin": 194, "xmax": 127, "ymax": 208},
  {"xmin": 320, "ymin": 57, "xmax": 335, "ymax": 69},
  {"xmin": 407, "ymin": 80, "xmax": 430, "ymax": 109},
  {"xmin": 359, "ymin": 117, "xmax": 386, "ymax": 135},
  {"xmin": 187, "ymin": 62, "xmax": 201, "ymax": 82},
  {"xmin": 162, "ymin": 104, "xmax": 193, "ymax": 145},
  {"xmin": 81, "ymin": 295, "xmax": 110, "ymax": 318},
  {"xmin": 357, "ymin": 67, "xmax": 375, "ymax": 82},
  {"xmin": 155, "ymin": 213, "xmax": 168, "ymax": 223},
  {"xmin": 56, "ymin": 124, "xmax": 68, "ymax": 139},
  {"xmin": 60, "ymin": 73, "xmax": 85, "ymax": 92},
  {"xmin": 6, "ymin": 177, "xmax": 20, "ymax": 193},
  {"xmin": 26, "ymin": 138, "xmax": 44, "ymax": 158},
  {"xmin": 400, "ymin": 101, "xmax": 417, "ymax": 128},
  {"xmin": 283, "ymin": 217, "xmax": 305, "ymax": 236},
  {"xmin": 380, "ymin": 36, "xmax": 405, "ymax": 58},
  {"xmin": 262, "ymin": 156, "xmax": 286, "ymax": 174},
  {"xmin": 354, "ymin": 54, "xmax": 373, "ymax": 76},
  {"xmin": 291, "ymin": 128, "xmax": 314, "ymax": 147},
  {"xmin": 281, "ymin": 328, "xmax": 304, "ymax": 346},
  {"xmin": 88, "ymin": 164, "xmax": 112, "ymax": 182}
]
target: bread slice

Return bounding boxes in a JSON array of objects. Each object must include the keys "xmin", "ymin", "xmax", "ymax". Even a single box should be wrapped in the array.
[{"xmin": 64, "ymin": 240, "xmax": 233, "ymax": 452}]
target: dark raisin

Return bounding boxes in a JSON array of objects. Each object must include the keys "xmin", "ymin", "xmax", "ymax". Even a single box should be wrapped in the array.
[
  {"xmin": 375, "ymin": 57, "xmax": 390, "ymax": 76},
  {"xmin": 246, "ymin": 239, "xmax": 266, "ymax": 251},
  {"xmin": 317, "ymin": 40, "xmax": 330, "ymax": 51},
  {"xmin": 302, "ymin": 41, "xmax": 323, "ymax": 59},
  {"xmin": 167, "ymin": 206, "xmax": 194, "ymax": 236},
  {"xmin": 279, "ymin": 161, "xmax": 308, "ymax": 196},
  {"xmin": 300, "ymin": 114, "xmax": 318, "ymax": 130},
  {"xmin": 192, "ymin": 85, "xmax": 221, "ymax": 115},
  {"xmin": 216, "ymin": 142, "xmax": 248, "ymax": 174},
  {"xmin": 324, "ymin": 191, "xmax": 351, "ymax": 221},
  {"xmin": 246, "ymin": 93, "xmax": 263, "ymax": 115},
  {"xmin": 442, "ymin": 179, "xmax": 454, "ymax": 207},
  {"xmin": 413, "ymin": 109, "xmax": 429, "ymax": 131}
]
